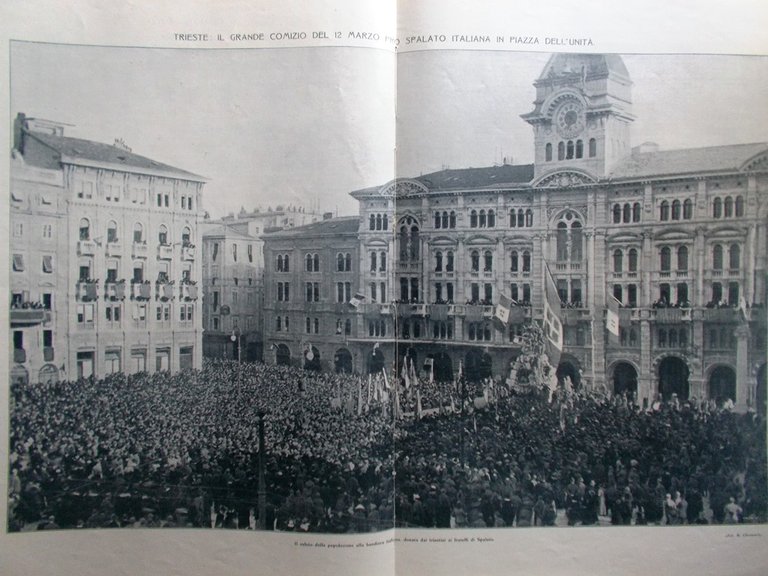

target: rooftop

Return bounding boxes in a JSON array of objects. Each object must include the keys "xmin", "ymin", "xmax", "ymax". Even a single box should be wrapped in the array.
[
  {"xmin": 262, "ymin": 216, "xmax": 359, "ymax": 239},
  {"xmin": 24, "ymin": 131, "xmax": 205, "ymax": 181}
]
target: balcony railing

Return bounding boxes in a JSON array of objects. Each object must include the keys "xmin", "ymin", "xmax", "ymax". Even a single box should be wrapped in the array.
[
  {"xmin": 131, "ymin": 282, "xmax": 152, "ymax": 300},
  {"xmin": 105, "ymin": 242, "xmax": 123, "ymax": 258},
  {"xmin": 43, "ymin": 347, "xmax": 54, "ymax": 362},
  {"xmin": 13, "ymin": 349, "xmax": 26, "ymax": 363},
  {"xmin": 182, "ymin": 245, "xmax": 196, "ymax": 260},
  {"xmin": 157, "ymin": 244, "xmax": 173, "ymax": 260},
  {"xmin": 105, "ymin": 281, "xmax": 127, "ymax": 300},
  {"xmin": 78, "ymin": 240, "xmax": 97, "ymax": 256},
  {"xmin": 156, "ymin": 282, "xmax": 175, "ymax": 301},
  {"xmin": 10, "ymin": 307, "xmax": 51, "ymax": 327},
  {"xmin": 702, "ymin": 307, "xmax": 741, "ymax": 323},
  {"xmin": 132, "ymin": 242, "xmax": 149, "ymax": 258},
  {"xmin": 77, "ymin": 281, "xmax": 99, "ymax": 301}
]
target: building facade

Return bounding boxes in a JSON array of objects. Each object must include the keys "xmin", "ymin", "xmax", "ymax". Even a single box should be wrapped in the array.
[
  {"xmin": 200, "ymin": 223, "xmax": 263, "ymax": 361},
  {"xmin": 10, "ymin": 114, "xmax": 206, "ymax": 384},
  {"xmin": 263, "ymin": 54, "xmax": 768, "ymax": 412}
]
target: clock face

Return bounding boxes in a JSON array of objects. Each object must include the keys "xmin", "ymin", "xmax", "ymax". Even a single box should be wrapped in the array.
[{"xmin": 555, "ymin": 101, "xmax": 585, "ymax": 138}]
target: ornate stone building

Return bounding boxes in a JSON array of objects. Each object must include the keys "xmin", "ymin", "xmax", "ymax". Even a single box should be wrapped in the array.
[
  {"xmin": 262, "ymin": 54, "xmax": 768, "ymax": 412},
  {"xmin": 10, "ymin": 114, "xmax": 206, "ymax": 383}
]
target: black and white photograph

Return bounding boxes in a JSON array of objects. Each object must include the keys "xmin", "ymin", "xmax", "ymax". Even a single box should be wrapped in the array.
[{"xmin": 7, "ymin": 41, "xmax": 768, "ymax": 539}]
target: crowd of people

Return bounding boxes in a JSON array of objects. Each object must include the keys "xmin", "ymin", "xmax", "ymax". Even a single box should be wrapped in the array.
[{"xmin": 8, "ymin": 357, "xmax": 766, "ymax": 532}]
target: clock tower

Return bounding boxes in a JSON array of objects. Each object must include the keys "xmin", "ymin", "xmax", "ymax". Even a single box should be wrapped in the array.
[{"xmin": 522, "ymin": 54, "xmax": 635, "ymax": 180}]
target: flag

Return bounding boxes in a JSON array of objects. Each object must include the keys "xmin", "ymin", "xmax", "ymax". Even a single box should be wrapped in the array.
[
  {"xmin": 349, "ymin": 292, "xmax": 365, "ymax": 308},
  {"xmin": 401, "ymin": 360, "xmax": 410, "ymax": 389},
  {"xmin": 424, "ymin": 358, "xmax": 434, "ymax": 383},
  {"xmin": 382, "ymin": 367, "xmax": 390, "ymax": 390},
  {"xmin": 494, "ymin": 292, "xmax": 513, "ymax": 324},
  {"xmin": 367, "ymin": 375, "xmax": 372, "ymax": 407},
  {"xmin": 357, "ymin": 379, "xmax": 363, "ymax": 416},
  {"xmin": 739, "ymin": 296, "xmax": 749, "ymax": 323},
  {"xmin": 416, "ymin": 389, "xmax": 423, "ymax": 420},
  {"xmin": 542, "ymin": 262, "xmax": 563, "ymax": 367},
  {"xmin": 606, "ymin": 294, "xmax": 621, "ymax": 338},
  {"xmin": 409, "ymin": 357, "xmax": 418, "ymax": 385}
]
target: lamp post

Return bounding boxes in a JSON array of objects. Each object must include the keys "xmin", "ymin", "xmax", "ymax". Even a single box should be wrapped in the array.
[{"xmin": 230, "ymin": 327, "xmax": 242, "ymax": 386}]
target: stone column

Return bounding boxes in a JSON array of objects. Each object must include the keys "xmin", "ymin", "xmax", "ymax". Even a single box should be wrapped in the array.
[
  {"xmin": 735, "ymin": 324, "xmax": 751, "ymax": 411},
  {"xmin": 639, "ymin": 317, "xmax": 653, "ymax": 403}
]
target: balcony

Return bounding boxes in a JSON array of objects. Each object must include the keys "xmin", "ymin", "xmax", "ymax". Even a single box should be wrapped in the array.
[
  {"xmin": 105, "ymin": 242, "xmax": 123, "ymax": 258},
  {"xmin": 78, "ymin": 240, "xmax": 97, "ymax": 256},
  {"xmin": 702, "ymin": 307, "xmax": 741, "ymax": 323},
  {"xmin": 131, "ymin": 282, "xmax": 152, "ymax": 301},
  {"xmin": 561, "ymin": 308, "xmax": 591, "ymax": 325},
  {"xmin": 156, "ymin": 282, "xmax": 175, "ymax": 301},
  {"xmin": 13, "ymin": 348, "xmax": 26, "ymax": 363},
  {"xmin": 181, "ymin": 284, "xmax": 199, "ymax": 301},
  {"xmin": 77, "ymin": 280, "xmax": 99, "ymax": 302},
  {"xmin": 182, "ymin": 245, "xmax": 196, "ymax": 260},
  {"xmin": 157, "ymin": 244, "xmax": 173, "ymax": 260},
  {"xmin": 132, "ymin": 242, "xmax": 149, "ymax": 259},
  {"xmin": 651, "ymin": 307, "xmax": 692, "ymax": 323},
  {"xmin": 10, "ymin": 307, "xmax": 51, "ymax": 327},
  {"xmin": 105, "ymin": 281, "xmax": 127, "ymax": 301}
]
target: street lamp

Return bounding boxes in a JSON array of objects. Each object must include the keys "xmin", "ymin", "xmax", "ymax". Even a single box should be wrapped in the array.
[{"xmin": 230, "ymin": 327, "xmax": 242, "ymax": 386}]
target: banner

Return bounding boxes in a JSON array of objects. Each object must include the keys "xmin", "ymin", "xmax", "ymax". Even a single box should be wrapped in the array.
[
  {"xmin": 606, "ymin": 294, "xmax": 621, "ymax": 338},
  {"xmin": 543, "ymin": 262, "xmax": 563, "ymax": 366},
  {"xmin": 494, "ymin": 292, "xmax": 513, "ymax": 324}
]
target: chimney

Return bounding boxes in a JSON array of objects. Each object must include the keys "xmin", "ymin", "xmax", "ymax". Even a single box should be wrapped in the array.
[
  {"xmin": 13, "ymin": 113, "xmax": 26, "ymax": 152},
  {"xmin": 323, "ymin": 212, "xmax": 333, "ymax": 220}
]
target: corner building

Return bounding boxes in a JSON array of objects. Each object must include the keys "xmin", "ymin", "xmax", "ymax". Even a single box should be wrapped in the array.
[
  {"xmin": 10, "ymin": 114, "xmax": 206, "ymax": 383},
  {"xmin": 262, "ymin": 54, "xmax": 768, "ymax": 412}
]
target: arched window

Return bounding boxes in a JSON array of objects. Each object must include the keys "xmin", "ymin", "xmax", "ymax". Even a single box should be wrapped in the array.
[
  {"xmin": 232, "ymin": 243, "xmax": 238, "ymax": 262},
  {"xmin": 628, "ymin": 248, "xmax": 638, "ymax": 272},
  {"xmin": 277, "ymin": 255, "xmax": 284, "ymax": 272},
  {"xmin": 713, "ymin": 244, "xmax": 723, "ymax": 270},
  {"xmin": 283, "ymin": 255, "xmax": 290, "ymax": 272},
  {"xmin": 588, "ymin": 138, "xmax": 597, "ymax": 158},
  {"xmin": 379, "ymin": 251, "xmax": 387, "ymax": 271},
  {"xmin": 633, "ymin": 202, "xmax": 641, "ymax": 222},
  {"xmin": 487, "ymin": 209, "xmax": 495, "ymax": 228},
  {"xmin": 713, "ymin": 197, "xmax": 722, "ymax": 218},
  {"xmin": 306, "ymin": 253, "xmax": 313, "ymax": 272},
  {"xmin": 558, "ymin": 141, "xmax": 565, "ymax": 161},
  {"xmin": 659, "ymin": 201, "xmax": 670, "ymax": 221},
  {"xmin": 671, "ymin": 200, "xmax": 681, "ymax": 220},
  {"xmin": 182, "ymin": 226, "xmax": 191, "ymax": 246},
  {"xmin": 376, "ymin": 214, "xmax": 383, "ymax": 230},
  {"xmin": 623, "ymin": 203, "xmax": 631, "ymax": 223},
  {"xmin": 446, "ymin": 251, "xmax": 454, "ymax": 272},
  {"xmin": 545, "ymin": 143, "xmax": 553, "ymax": 161},
  {"xmin": 370, "ymin": 252, "xmax": 377, "ymax": 272},
  {"xmin": 660, "ymin": 246, "xmax": 671, "ymax": 271},
  {"xmin": 468, "ymin": 323, "xmax": 476, "ymax": 340},
  {"xmin": 669, "ymin": 329, "xmax": 678, "ymax": 348},
  {"xmin": 724, "ymin": 196, "xmax": 734, "ymax": 218},
  {"xmin": 442, "ymin": 212, "xmax": 449, "ymax": 228},
  {"xmin": 556, "ymin": 222, "xmax": 568, "ymax": 261},
  {"xmin": 471, "ymin": 250, "xmax": 480, "ymax": 272},
  {"xmin": 383, "ymin": 214, "xmax": 389, "ymax": 230},
  {"xmin": 525, "ymin": 209, "xmax": 533, "ymax": 227},
  {"xmin": 522, "ymin": 251, "xmax": 531, "ymax": 273},
  {"xmin": 313, "ymin": 253, "xmax": 320, "ymax": 271},
  {"xmin": 576, "ymin": 139, "xmax": 583, "ymax": 159},
  {"xmin": 345, "ymin": 253, "xmax": 352, "ymax": 271},
  {"xmin": 276, "ymin": 316, "xmax": 282, "ymax": 331},
  {"xmin": 613, "ymin": 204, "xmax": 622, "ymax": 224},
  {"xmin": 613, "ymin": 249, "xmax": 623, "ymax": 272},
  {"xmin": 470, "ymin": 210, "xmax": 478, "ymax": 228},
  {"xmin": 478, "ymin": 209, "xmax": 487, "ymax": 228},
  {"xmin": 683, "ymin": 199, "xmax": 693, "ymax": 220},
  {"xmin": 369, "ymin": 214, "xmax": 376, "ymax": 230},
  {"xmin": 510, "ymin": 250, "xmax": 519, "ymax": 272},
  {"xmin": 658, "ymin": 329, "xmax": 667, "ymax": 347},
  {"xmin": 484, "ymin": 250, "xmax": 493, "ymax": 272},
  {"xmin": 566, "ymin": 140, "xmax": 574, "ymax": 159},
  {"xmin": 449, "ymin": 211, "xmax": 456, "ymax": 228},
  {"xmin": 434, "ymin": 212, "xmax": 441, "ymax": 228},
  {"xmin": 517, "ymin": 209, "xmax": 525, "ymax": 228},
  {"xmin": 158, "ymin": 224, "xmax": 168, "ymax": 245},
  {"xmin": 679, "ymin": 329, "xmax": 687, "ymax": 348},
  {"xmin": 735, "ymin": 195, "xmax": 744, "ymax": 217},
  {"xmin": 677, "ymin": 245, "xmax": 688, "ymax": 271},
  {"xmin": 107, "ymin": 220, "xmax": 118, "ymax": 243},
  {"xmin": 729, "ymin": 244, "xmax": 740, "ymax": 270},
  {"xmin": 510, "ymin": 209, "xmax": 517, "ymax": 227},
  {"xmin": 337, "ymin": 252, "xmax": 345, "ymax": 272},
  {"xmin": 79, "ymin": 218, "xmax": 91, "ymax": 240},
  {"xmin": 133, "ymin": 222, "xmax": 143, "ymax": 243},
  {"xmin": 435, "ymin": 251, "xmax": 443, "ymax": 272}
]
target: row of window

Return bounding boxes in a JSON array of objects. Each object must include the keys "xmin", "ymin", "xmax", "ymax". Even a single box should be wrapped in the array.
[
  {"xmin": 75, "ymin": 302, "xmax": 195, "ymax": 324},
  {"xmin": 612, "ymin": 203, "xmax": 642, "ymax": 224},
  {"xmin": 658, "ymin": 199, "xmax": 693, "ymax": 222},
  {"xmin": 209, "ymin": 315, "xmax": 256, "ymax": 332},
  {"xmin": 11, "ymin": 254, "xmax": 54, "ymax": 274},
  {"xmin": 712, "ymin": 196, "xmax": 744, "ymax": 219},
  {"xmin": 545, "ymin": 138, "xmax": 597, "ymax": 161},
  {"xmin": 75, "ymin": 259, "xmax": 192, "ymax": 284},
  {"xmin": 12, "ymin": 222, "xmax": 54, "ymax": 239},
  {"xmin": 210, "ymin": 243, "xmax": 253, "ymax": 263},
  {"xmin": 79, "ymin": 219, "xmax": 194, "ymax": 247},
  {"xmin": 74, "ymin": 180, "xmax": 196, "ymax": 211},
  {"xmin": 613, "ymin": 280, "xmax": 743, "ymax": 308},
  {"xmin": 369, "ymin": 251, "xmax": 388, "ymax": 272},
  {"xmin": 368, "ymin": 213, "xmax": 390, "ymax": 231}
]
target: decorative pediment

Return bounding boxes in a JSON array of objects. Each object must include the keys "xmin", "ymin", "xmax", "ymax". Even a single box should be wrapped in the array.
[
  {"xmin": 655, "ymin": 228, "xmax": 693, "ymax": 241},
  {"xmin": 707, "ymin": 226, "xmax": 747, "ymax": 238},
  {"xmin": 465, "ymin": 234, "xmax": 495, "ymax": 246},
  {"xmin": 378, "ymin": 179, "xmax": 430, "ymax": 198},
  {"xmin": 533, "ymin": 169, "xmax": 597, "ymax": 189},
  {"xmin": 429, "ymin": 235, "xmax": 459, "ymax": 247},
  {"xmin": 606, "ymin": 232, "xmax": 641, "ymax": 243},
  {"xmin": 740, "ymin": 148, "xmax": 768, "ymax": 172},
  {"xmin": 364, "ymin": 238, "xmax": 389, "ymax": 248}
]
